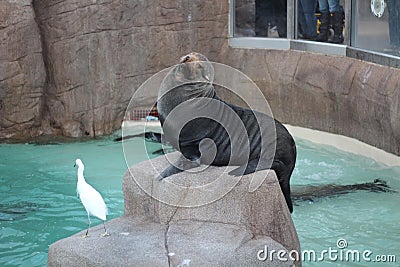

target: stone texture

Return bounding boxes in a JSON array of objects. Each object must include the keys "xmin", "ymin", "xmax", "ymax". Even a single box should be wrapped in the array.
[
  {"xmin": 0, "ymin": 0, "xmax": 46, "ymax": 139},
  {"xmin": 123, "ymin": 152, "xmax": 300, "ymax": 256},
  {"xmin": 167, "ymin": 221, "xmax": 295, "ymax": 267},
  {"xmin": 219, "ymin": 49, "xmax": 400, "ymax": 156},
  {"xmin": 31, "ymin": 0, "xmax": 229, "ymax": 138},
  {"xmin": 48, "ymin": 154, "xmax": 301, "ymax": 266},
  {"xmin": 48, "ymin": 217, "xmax": 295, "ymax": 267},
  {"xmin": 47, "ymin": 216, "xmax": 169, "ymax": 267}
]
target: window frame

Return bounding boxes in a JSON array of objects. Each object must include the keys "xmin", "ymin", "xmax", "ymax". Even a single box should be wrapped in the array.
[{"xmin": 229, "ymin": 0, "xmax": 400, "ymax": 69}]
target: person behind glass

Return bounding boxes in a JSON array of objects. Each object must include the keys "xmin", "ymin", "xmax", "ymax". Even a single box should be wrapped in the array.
[
  {"xmin": 387, "ymin": 0, "xmax": 400, "ymax": 52},
  {"xmin": 317, "ymin": 0, "xmax": 344, "ymax": 44},
  {"xmin": 298, "ymin": 0, "xmax": 318, "ymax": 40}
]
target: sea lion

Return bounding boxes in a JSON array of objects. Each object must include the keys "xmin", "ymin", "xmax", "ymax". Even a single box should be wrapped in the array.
[
  {"xmin": 157, "ymin": 52, "xmax": 296, "ymax": 213},
  {"xmin": 114, "ymin": 132, "xmax": 162, "ymax": 143},
  {"xmin": 291, "ymin": 179, "xmax": 395, "ymax": 202}
]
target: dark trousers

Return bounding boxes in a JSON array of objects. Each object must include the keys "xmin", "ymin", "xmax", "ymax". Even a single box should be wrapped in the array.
[{"xmin": 298, "ymin": 0, "xmax": 317, "ymax": 38}]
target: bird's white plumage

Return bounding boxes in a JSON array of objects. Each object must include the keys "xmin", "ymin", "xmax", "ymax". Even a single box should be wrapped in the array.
[
  {"xmin": 75, "ymin": 159, "xmax": 108, "ymax": 221},
  {"xmin": 77, "ymin": 182, "xmax": 108, "ymax": 220}
]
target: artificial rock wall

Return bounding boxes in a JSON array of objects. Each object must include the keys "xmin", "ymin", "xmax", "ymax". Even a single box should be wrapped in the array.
[
  {"xmin": 1, "ymin": 0, "xmax": 399, "ymax": 156},
  {"xmin": 0, "ymin": 0, "xmax": 46, "ymax": 138},
  {"xmin": 1, "ymin": 0, "xmax": 228, "ymax": 138}
]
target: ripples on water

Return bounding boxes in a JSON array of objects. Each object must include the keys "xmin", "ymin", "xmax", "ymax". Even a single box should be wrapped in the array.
[
  {"xmin": 292, "ymin": 139, "xmax": 400, "ymax": 267},
  {"xmin": 0, "ymin": 137, "xmax": 399, "ymax": 266}
]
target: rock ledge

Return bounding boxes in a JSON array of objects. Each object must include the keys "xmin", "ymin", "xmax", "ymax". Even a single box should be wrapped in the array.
[{"xmin": 48, "ymin": 154, "xmax": 301, "ymax": 266}]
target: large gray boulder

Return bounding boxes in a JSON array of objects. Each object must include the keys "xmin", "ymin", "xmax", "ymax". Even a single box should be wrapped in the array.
[{"xmin": 48, "ymin": 154, "xmax": 301, "ymax": 266}]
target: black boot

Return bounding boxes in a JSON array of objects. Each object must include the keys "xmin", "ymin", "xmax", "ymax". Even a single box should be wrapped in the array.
[
  {"xmin": 329, "ymin": 12, "xmax": 344, "ymax": 44},
  {"xmin": 316, "ymin": 12, "xmax": 329, "ymax": 42}
]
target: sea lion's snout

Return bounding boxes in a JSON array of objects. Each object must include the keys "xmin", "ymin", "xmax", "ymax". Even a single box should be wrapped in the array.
[{"xmin": 180, "ymin": 55, "xmax": 191, "ymax": 63}]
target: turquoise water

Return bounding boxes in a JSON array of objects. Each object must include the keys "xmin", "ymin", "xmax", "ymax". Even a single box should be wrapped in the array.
[
  {"xmin": 0, "ymin": 137, "xmax": 399, "ymax": 266},
  {"xmin": 292, "ymin": 139, "xmax": 400, "ymax": 266}
]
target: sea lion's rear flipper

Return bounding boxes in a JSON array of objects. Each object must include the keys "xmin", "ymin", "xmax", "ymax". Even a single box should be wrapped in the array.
[
  {"xmin": 156, "ymin": 155, "xmax": 200, "ymax": 180},
  {"xmin": 228, "ymin": 159, "xmax": 293, "ymax": 213},
  {"xmin": 227, "ymin": 159, "xmax": 273, "ymax": 193},
  {"xmin": 227, "ymin": 158, "xmax": 271, "ymax": 176}
]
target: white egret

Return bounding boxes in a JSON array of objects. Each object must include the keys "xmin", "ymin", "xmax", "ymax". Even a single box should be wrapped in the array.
[{"xmin": 74, "ymin": 158, "xmax": 109, "ymax": 238}]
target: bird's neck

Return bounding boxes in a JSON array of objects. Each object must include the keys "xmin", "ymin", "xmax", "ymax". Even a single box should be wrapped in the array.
[{"xmin": 77, "ymin": 168, "xmax": 85, "ymax": 183}]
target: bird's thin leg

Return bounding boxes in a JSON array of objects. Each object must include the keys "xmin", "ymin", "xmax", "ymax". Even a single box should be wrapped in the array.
[
  {"xmin": 101, "ymin": 221, "xmax": 110, "ymax": 237},
  {"xmin": 82, "ymin": 213, "xmax": 91, "ymax": 238}
]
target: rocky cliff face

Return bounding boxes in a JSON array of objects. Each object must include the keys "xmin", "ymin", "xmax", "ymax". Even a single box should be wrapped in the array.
[
  {"xmin": 32, "ymin": 0, "xmax": 229, "ymax": 137},
  {"xmin": 1, "ymin": 0, "xmax": 228, "ymax": 138},
  {"xmin": 0, "ymin": 0, "xmax": 45, "ymax": 139}
]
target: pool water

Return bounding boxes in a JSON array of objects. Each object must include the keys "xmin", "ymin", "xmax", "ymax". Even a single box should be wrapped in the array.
[
  {"xmin": 292, "ymin": 139, "xmax": 400, "ymax": 266},
  {"xmin": 0, "ymin": 136, "xmax": 399, "ymax": 266}
]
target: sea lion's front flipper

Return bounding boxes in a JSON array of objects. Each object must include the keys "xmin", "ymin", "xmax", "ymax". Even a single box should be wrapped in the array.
[{"xmin": 156, "ymin": 155, "xmax": 200, "ymax": 180}]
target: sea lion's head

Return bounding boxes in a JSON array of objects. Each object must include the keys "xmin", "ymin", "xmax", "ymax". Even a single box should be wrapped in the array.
[
  {"xmin": 158, "ymin": 52, "xmax": 215, "ymax": 114},
  {"xmin": 179, "ymin": 52, "xmax": 208, "ymax": 64},
  {"xmin": 176, "ymin": 52, "xmax": 214, "ymax": 84}
]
